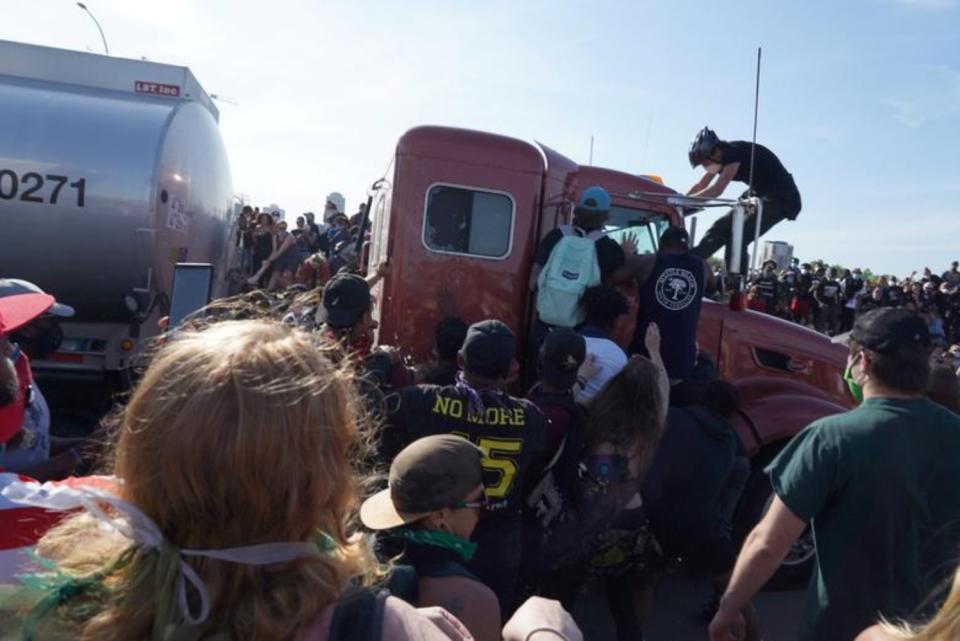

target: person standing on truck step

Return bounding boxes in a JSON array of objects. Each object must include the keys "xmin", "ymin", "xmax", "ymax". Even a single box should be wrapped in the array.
[
  {"xmin": 529, "ymin": 186, "xmax": 637, "ymax": 330},
  {"xmin": 384, "ymin": 320, "xmax": 549, "ymax": 618},
  {"xmin": 709, "ymin": 308, "xmax": 960, "ymax": 641},
  {"xmin": 686, "ymin": 127, "xmax": 801, "ymax": 271},
  {"xmin": 613, "ymin": 227, "xmax": 716, "ymax": 383}
]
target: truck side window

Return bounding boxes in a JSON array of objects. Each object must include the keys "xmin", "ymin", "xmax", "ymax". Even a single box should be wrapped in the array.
[{"xmin": 423, "ymin": 185, "xmax": 513, "ymax": 259}]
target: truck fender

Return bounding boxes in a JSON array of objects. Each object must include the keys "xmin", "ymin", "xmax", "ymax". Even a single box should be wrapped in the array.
[{"xmin": 731, "ymin": 391, "xmax": 849, "ymax": 456}]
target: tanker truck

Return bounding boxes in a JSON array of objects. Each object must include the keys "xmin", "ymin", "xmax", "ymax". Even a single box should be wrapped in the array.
[{"xmin": 0, "ymin": 40, "xmax": 234, "ymax": 384}]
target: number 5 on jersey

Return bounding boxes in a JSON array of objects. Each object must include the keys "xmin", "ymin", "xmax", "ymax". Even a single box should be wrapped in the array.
[{"xmin": 454, "ymin": 433, "xmax": 523, "ymax": 499}]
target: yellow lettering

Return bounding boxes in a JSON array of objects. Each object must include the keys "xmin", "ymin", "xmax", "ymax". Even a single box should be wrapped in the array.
[
  {"xmin": 449, "ymin": 399, "xmax": 463, "ymax": 419},
  {"xmin": 432, "ymin": 396, "xmax": 451, "ymax": 415},
  {"xmin": 485, "ymin": 408, "xmax": 500, "ymax": 425},
  {"xmin": 513, "ymin": 408, "xmax": 525, "ymax": 426}
]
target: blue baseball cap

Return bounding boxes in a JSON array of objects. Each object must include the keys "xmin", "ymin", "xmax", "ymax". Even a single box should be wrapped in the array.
[{"xmin": 578, "ymin": 186, "xmax": 611, "ymax": 213}]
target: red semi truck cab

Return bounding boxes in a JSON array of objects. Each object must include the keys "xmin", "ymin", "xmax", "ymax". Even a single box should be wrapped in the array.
[{"xmin": 368, "ymin": 125, "xmax": 853, "ymax": 458}]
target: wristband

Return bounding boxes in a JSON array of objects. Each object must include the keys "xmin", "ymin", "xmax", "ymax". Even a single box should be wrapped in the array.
[{"xmin": 575, "ymin": 376, "xmax": 587, "ymax": 388}]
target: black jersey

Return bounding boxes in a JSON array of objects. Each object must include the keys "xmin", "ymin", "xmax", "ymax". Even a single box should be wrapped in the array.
[{"xmin": 387, "ymin": 383, "xmax": 548, "ymax": 516}]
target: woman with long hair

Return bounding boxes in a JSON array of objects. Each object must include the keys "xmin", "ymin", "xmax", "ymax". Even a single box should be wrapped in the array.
[
  {"xmin": 530, "ymin": 323, "xmax": 669, "ymax": 641},
  {"xmin": 0, "ymin": 320, "xmax": 578, "ymax": 641}
]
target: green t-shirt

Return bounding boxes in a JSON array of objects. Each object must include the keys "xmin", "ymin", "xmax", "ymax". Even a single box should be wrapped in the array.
[{"xmin": 767, "ymin": 397, "xmax": 960, "ymax": 641}]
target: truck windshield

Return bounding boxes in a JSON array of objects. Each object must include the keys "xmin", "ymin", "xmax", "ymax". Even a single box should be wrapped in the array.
[{"xmin": 603, "ymin": 207, "xmax": 671, "ymax": 254}]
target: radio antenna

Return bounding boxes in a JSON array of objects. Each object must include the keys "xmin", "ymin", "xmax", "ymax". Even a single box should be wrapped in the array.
[{"xmin": 747, "ymin": 47, "xmax": 761, "ymax": 196}]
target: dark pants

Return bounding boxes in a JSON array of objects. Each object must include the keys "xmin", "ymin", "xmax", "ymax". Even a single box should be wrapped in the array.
[{"xmin": 692, "ymin": 187, "xmax": 801, "ymax": 272}]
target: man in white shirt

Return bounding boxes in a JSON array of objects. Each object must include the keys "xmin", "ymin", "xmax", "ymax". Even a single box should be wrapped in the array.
[{"xmin": 576, "ymin": 285, "xmax": 630, "ymax": 404}]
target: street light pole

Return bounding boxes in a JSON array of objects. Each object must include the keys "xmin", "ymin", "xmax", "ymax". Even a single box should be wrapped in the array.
[{"xmin": 76, "ymin": 2, "xmax": 109, "ymax": 55}]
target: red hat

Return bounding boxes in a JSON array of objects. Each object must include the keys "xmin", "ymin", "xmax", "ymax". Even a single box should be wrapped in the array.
[{"xmin": 0, "ymin": 293, "xmax": 54, "ymax": 336}]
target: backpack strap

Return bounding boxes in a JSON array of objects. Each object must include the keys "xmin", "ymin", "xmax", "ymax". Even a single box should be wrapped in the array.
[
  {"xmin": 328, "ymin": 587, "xmax": 389, "ymax": 641},
  {"xmin": 386, "ymin": 564, "xmax": 421, "ymax": 606}
]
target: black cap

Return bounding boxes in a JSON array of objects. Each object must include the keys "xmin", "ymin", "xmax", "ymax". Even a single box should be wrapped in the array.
[
  {"xmin": 460, "ymin": 319, "xmax": 516, "ymax": 379},
  {"xmin": 659, "ymin": 227, "xmax": 690, "ymax": 248},
  {"xmin": 762, "ymin": 259, "xmax": 777, "ymax": 269},
  {"xmin": 317, "ymin": 273, "xmax": 371, "ymax": 328},
  {"xmin": 360, "ymin": 435, "xmax": 484, "ymax": 530},
  {"xmin": 540, "ymin": 329, "xmax": 586, "ymax": 388},
  {"xmin": 841, "ymin": 308, "xmax": 931, "ymax": 354}
]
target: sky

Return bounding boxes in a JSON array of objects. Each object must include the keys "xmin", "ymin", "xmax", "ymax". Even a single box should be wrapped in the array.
[{"xmin": 2, "ymin": 0, "xmax": 959, "ymax": 276}]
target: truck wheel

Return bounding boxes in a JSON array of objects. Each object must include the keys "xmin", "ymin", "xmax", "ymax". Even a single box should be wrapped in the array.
[{"xmin": 733, "ymin": 447, "xmax": 815, "ymax": 591}]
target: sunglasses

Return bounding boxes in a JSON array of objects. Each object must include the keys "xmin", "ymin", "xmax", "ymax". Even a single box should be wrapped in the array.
[{"xmin": 453, "ymin": 492, "xmax": 489, "ymax": 512}]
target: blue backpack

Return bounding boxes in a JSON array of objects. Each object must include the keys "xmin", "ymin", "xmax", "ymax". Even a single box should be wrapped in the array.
[{"xmin": 537, "ymin": 226, "xmax": 603, "ymax": 328}]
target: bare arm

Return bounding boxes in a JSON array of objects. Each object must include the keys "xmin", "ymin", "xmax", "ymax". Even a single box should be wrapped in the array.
[
  {"xmin": 686, "ymin": 171, "xmax": 714, "ymax": 196},
  {"xmin": 690, "ymin": 162, "xmax": 740, "ymax": 200},
  {"xmin": 266, "ymin": 235, "xmax": 295, "ymax": 262},
  {"xmin": 708, "ymin": 496, "xmax": 807, "ymax": 641},
  {"xmin": 643, "ymin": 324, "xmax": 670, "ymax": 423}
]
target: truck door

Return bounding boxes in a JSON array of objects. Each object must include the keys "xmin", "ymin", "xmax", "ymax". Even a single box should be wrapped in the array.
[{"xmin": 374, "ymin": 127, "xmax": 546, "ymax": 364}]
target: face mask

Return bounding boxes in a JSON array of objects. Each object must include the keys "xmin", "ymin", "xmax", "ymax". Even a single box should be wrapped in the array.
[{"xmin": 843, "ymin": 352, "xmax": 865, "ymax": 403}]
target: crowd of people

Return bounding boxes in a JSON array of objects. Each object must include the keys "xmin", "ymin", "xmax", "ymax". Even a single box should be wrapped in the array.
[
  {"xmin": 0, "ymin": 129, "xmax": 957, "ymax": 640},
  {"xmin": 745, "ymin": 259, "xmax": 960, "ymax": 346},
  {"xmin": 234, "ymin": 192, "xmax": 368, "ymax": 293}
]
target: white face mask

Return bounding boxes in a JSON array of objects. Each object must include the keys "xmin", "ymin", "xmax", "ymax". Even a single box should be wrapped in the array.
[{"xmin": 704, "ymin": 163, "xmax": 722, "ymax": 175}]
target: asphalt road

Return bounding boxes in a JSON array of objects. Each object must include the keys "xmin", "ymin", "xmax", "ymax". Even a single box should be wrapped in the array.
[{"xmin": 574, "ymin": 571, "xmax": 804, "ymax": 641}]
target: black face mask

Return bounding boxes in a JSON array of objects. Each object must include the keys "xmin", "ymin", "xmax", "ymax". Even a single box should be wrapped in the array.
[{"xmin": 11, "ymin": 319, "xmax": 63, "ymax": 360}]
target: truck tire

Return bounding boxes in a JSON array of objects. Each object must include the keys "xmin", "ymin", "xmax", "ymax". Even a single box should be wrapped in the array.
[{"xmin": 733, "ymin": 444, "xmax": 815, "ymax": 591}]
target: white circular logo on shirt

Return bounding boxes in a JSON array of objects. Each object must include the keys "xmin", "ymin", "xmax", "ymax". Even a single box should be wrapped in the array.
[{"xmin": 655, "ymin": 268, "xmax": 698, "ymax": 311}]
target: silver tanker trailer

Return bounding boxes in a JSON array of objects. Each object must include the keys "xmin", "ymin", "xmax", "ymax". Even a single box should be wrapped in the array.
[{"xmin": 0, "ymin": 40, "xmax": 234, "ymax": 383}]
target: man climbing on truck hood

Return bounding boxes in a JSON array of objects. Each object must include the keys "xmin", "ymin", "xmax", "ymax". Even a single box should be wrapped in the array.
[
  {"xmin": 685, "ymin": 127, "xmax": 801, "ymax": 272},
  {"xmin": 614, "ymin": 227, "xmax": 715, "ymax": 383}
]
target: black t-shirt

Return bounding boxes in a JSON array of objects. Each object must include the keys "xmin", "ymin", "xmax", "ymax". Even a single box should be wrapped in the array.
[
  {"xmin": 718, "ymin": 141, "xmax": 795, "ymax": 197},
  {"xmin": 387, "ymin": 384, "xmax": 549, "ymax": 517},
  {"xmin": 535, "ymin": 227, "xmax": 625, "ymax": 280},
  {"xmin": 816, "ymin": 279, "xmax": 842, "ymax": 305}
]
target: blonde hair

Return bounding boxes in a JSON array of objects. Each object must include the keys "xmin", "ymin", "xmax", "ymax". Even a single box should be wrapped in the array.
[
  {"xmin": 34, "ymin": 320, "xmax": 379, "ymax": 640},
  {"xmin": 881, "ymin": 565, "xmax": 960, "ymax": 641}
]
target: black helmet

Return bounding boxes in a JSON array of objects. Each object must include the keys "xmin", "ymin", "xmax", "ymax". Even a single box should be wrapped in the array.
[{"xmin": 689, "ymin": 127, "xmax": 720, "ymax": 168}]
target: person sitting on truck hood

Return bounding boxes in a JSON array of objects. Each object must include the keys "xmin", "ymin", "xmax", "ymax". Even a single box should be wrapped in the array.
[
  {"xmin": 384, "ymin": 320, "xmax": 549, "ymax": 617},
  {"xmin": 0, "ymin": 279, "xmax": 86, "ymax": 481},
  {"xmin": 685, "ymin": 127, "xmax": 801, "ymax": 272},
  {"xmin": 613, "ymin": 227, "xmax": 716, "ymax": 383}
]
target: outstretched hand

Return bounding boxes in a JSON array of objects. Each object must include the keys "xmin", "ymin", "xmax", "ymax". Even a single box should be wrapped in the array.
[{"xmin": 621, "ymin": 231, "xmax": 639, "ymax": 257}]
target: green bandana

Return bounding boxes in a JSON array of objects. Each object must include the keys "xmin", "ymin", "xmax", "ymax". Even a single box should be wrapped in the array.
[{"xmin": 394, "ymin": 528, "xmax": 477, "ymax": 562}]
